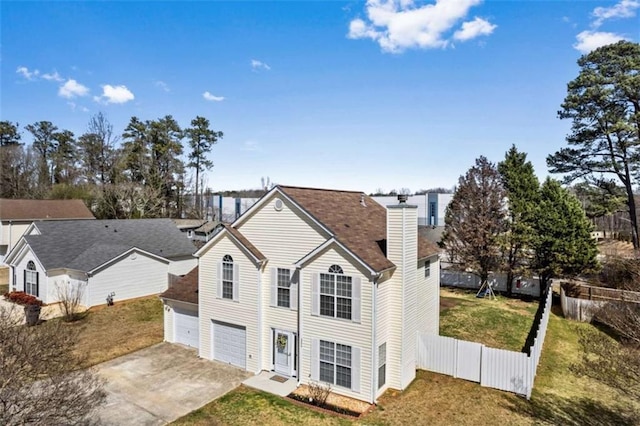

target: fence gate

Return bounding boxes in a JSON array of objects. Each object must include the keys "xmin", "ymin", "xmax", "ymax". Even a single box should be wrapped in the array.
[{"xmin": 455, "ymin": 340, "xmax": 482, "ymax": 382}]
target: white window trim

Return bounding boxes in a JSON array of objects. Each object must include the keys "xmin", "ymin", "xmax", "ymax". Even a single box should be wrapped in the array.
[{"xmin": 311, "ymin": 338, "xmax": 361, "ymax": 393}]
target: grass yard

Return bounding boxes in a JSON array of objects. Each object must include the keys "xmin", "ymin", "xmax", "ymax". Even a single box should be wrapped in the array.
[
  {"xmin": 439, "ymin": 288, "xmax": 537, "ymax": 351},
  {"xmin": 71, "ymin": 296, "xmax": 164, "ymax": 367},
  {"xmin": 172, "ymin": 288, "xmax": 640, "ymax": 425}
]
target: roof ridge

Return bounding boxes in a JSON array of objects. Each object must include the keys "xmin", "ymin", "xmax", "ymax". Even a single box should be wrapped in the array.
[{"xmin": 277, "ymin": 185, "xmax": 366, "ymax": 194}]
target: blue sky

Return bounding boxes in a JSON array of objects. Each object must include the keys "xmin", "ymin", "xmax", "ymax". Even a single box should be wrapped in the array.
[{"xmin": 2, "ymin": 0, "xmax": 639, "ymax": 193}]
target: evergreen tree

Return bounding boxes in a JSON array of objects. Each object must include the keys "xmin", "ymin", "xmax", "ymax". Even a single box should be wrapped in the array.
[
  {"xmin": 532, "ymin": 178, "xmax": 598, "ymax": 289},
  {"xmin": 547, "ymin": 41, "xmax": 640, "ymax": 248},
  {"xmin": 185, "ymin": 116, "xmax": 223, "ymax": 218},
  {"xmin": 498, "ymin": 145, "xmax": 540, "ymax": 296},
  {"xmin": 26, "ymin": 120, "xmax": 58, "ymax": 187}
]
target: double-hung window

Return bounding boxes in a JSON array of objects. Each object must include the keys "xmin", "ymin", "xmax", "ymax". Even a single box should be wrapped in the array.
[
  {"xmin": 320, "ymin": 265, "xmax": 352, "ymax": 320},
  {"xmin": 319, "ymin": 340, "xmax": 352, "ymax": 388},
  {"xmin": 425, "ymin": 259, "xmax": 431, "ymax": 278},
  {"xmin": 277, "ymin": 268, "xmax": 291, "ymax": 308},
  {"xmin": 378, "ymin": 343, "xmax": 387, "ymax": 389},
  {"xmin": 222, "ymin": 255, "xmax": 234, "ymax": 300}
]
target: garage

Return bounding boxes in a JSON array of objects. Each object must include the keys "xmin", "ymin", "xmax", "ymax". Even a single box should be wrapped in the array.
[
  {"xmin": 174, "ymin": 307, "xmax": 199, "ymax": 349},
  {"xmin": 212, "ymin": 321, "xmax": 246, "ymax": 368}
]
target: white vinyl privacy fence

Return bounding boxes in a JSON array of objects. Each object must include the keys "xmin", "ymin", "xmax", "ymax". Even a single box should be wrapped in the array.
[
  {"xmin": 440, "ymin": 269, "xmax": 541, "ymax": 297},
  {"xmin": 417, "ymin": 286, "xmax": 553, "ymax": 399}
]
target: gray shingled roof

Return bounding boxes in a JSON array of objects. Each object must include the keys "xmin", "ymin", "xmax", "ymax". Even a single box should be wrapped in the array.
[{"xmin": 25, "ymin": 219, "xmax": 196, "ymax": 272}]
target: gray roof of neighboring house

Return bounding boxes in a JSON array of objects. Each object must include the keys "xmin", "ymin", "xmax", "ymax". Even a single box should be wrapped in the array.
[
  {"xmin": 194, "ymin": 221, "xmax": 220, "ymax": 234},
  {"xmin": 24, "ymin": 219, "xmax": 196, "ymax": 272}
]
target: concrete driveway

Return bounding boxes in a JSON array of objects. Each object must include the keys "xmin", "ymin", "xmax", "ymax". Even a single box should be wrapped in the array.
[{"xmin": 95, "ymin": 343, "xmax": 251, "ymax": 426}]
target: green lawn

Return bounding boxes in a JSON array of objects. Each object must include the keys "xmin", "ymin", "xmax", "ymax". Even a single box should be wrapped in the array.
[
  {"xmin": 439, "ymin": 289, "xmax": 537, "ymax": 351},
  {"xmin": 172, "ymin": 288, "xmax": 640, "ymax": 425}
]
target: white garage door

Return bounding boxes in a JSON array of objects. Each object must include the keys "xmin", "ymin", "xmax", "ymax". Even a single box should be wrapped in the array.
[
  {"xmin": 213, "ymin": 321, "xmax": 246, "ymax": 368},
  {"xmin": 174, "ymin": 307, "xmax": 199, "ymax": 349}
]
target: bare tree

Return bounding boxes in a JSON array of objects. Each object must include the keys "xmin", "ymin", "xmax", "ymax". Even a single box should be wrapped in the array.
[
  {"xmin": 0, "ymin": 305, "xmax": 106, "ymax": 425},
  {"xmin": 54, "ymin": 280, "xmax": 87, "ymax": 322},
  {"xmin": 441, "ymin": 156, "xmax": 507, "ymax": 284}
]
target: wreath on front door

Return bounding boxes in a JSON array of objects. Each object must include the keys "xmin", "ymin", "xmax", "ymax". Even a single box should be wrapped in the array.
[{"xmin": 276, "ymin": 334, "xmax": 287, "ymax": 351}]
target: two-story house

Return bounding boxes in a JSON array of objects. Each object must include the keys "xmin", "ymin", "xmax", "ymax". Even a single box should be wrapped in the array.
[{"xmin": 161, "ymin": 185, "xmax": 440, "ymax": 404}]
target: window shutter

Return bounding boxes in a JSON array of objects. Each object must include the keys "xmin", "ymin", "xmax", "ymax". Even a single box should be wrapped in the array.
[
  {"xmin": 23, "ymin": 270, "xmax": 26, "ymax": 293},
  {"xmin": 270, "ymin": 267, "xmax": 277, "ymax": 307},
  {"xmin": 290, "ymin": 270, "xmax": 298, "ymax": 311},
  {"xmin": 216, "ymin": 261, "xmax": 222, "ymax": 298},
  {"xmin": 351, "ymin": 346, "xmax": 361, "ymax": 393},
  {"xmin": 352, "ymin": 276, "xmax": 361, "ymax": 323},
  {"xmin": 311, "ymin": 273, "xmax": 319, "ymax": 316},
  {"xmin": 311, "ymin": 338, "xmax": 319, "ymax": 381},
  {"xmin": 35, "ymin": 272, "xmax": 39, "ymax": 298},
  {"xmin": 232, "ymin": 263, "xmax": 240, "ymax": 301}
]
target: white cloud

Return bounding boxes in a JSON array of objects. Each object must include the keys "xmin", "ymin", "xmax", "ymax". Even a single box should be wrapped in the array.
[
  {"xmin": 573, "ymin": 30, "xmax": 626, "ymax": 53},
  {"xmin": 94, "ymin": 84, "xmax": 135, "ymax": 104},
  {"xmin": 155, "ymin": 80, "xmax": 170, "ymax": 92},
  {"xmin": 592, "ymin": 0, "xmax": 639, "ymax": 28},
  {"xmin": 42, "ymin": 71, "xmax": 63, "ymax": 82},
  {"xmin": 203, "ymin": 91, "xmax": 224, "ymax": 102},
  {"xmin": 16, "ymin": 66, "xmax": 39, "ymax": 80},
  {"xmin": 453, "ymin": 17, "xmax": 496, "ymax": 41},
  {"xmin": 251, "ymin": 59, "xmax": 271, "ymax": 71},
  {"xmin": 58, "ymin": 79, "xmax": 90, "ymax": 98},
  {"xmin": 347, "ymin": 0, "xmax": 495, "ymax": 53},
  {"xmin": 241, "ymin": 140, "xmax": 261, "ymax": 152}
]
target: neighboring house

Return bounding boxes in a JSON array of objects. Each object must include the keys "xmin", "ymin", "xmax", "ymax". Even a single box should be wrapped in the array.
[
  {"xmin": 0, "ymin": 199, "xmax": 95, "ymax": 264},
  {"xmin": 172, "ymin": 219, "xmax": 207, "ymax": 240},
  {"xmin": 161, "ymin": 185, "xmax": 440, "ymax": 404},
  {"xmin": 193, "ymin": 221, "xmax": 221, "ymax": 242},
  {"xmin": 5, "ymin": 219, "xmax": 196, "ymax": 307}
]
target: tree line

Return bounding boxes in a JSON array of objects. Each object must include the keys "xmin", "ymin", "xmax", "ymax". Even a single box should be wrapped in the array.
[
  {"xmin": 441, "ymin": 148, "xmax": 598, "ymax": 295},
  {"xmin": 0, "ymin": 113, "xmax": 222, "ymax": 219}
]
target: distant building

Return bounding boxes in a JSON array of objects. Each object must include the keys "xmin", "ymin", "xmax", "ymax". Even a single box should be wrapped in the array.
[{"xmin": 372, "ymin": 193, "xmax": 452, "ymax": 227}]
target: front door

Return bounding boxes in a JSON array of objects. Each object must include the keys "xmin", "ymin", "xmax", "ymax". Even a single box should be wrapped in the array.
[{"xmin": 274, "ymin": 330, "xmax": 293, "ymax": 376}]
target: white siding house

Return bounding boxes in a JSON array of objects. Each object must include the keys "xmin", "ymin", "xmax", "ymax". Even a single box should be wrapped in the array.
[
  {"xmin": 0, "ymin": 198, "xmax": 95, "ymax": 264},
  {"xmin": 5, "ymin": 219, "xmax": 196, "ymax": 307},
  {"xmin": 162, "ymin": 186, "xmax": 441, "ymax": 403}
]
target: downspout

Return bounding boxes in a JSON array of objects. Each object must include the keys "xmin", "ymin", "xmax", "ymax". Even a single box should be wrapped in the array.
[
  {"xmin": 8, "ymin": 220, "xmax": 12, "ymax": 257},
  {"xmin": 370, "ymin": 272, "xmax": 380, "ymax": 404},
  {"xmin": 401, "ymin": 208, "xmax": 406, "ymax": 389},
  {"xmin": 297, "ymin": 267, "xmax": 302, "ymax": 385},
  {"xmin": 257, "ymin": 260, "xmax": 264, "ymax": 373}
]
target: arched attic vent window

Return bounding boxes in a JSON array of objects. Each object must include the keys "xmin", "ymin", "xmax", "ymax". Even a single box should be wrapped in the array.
[{"xmin": 328, "ymin": 264, "xmax": 343, "ymax": 274}]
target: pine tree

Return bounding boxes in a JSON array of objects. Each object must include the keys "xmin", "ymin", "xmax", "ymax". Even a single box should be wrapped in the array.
[
  {"xmin": 532, "ymin": 178, "xmax": 598, "ymax": 289},
  {"xmin": 498, "ymin": 145, "xmax": 540, "ymax": 296}
]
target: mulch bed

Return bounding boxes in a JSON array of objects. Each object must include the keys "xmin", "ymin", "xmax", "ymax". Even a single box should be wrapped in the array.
[{"xmin": 288, "ymin": 385, "xmax": 374, "ymax": 418}]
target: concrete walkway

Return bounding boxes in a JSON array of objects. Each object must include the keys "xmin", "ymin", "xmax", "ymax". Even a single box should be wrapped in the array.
[
  {"xmin": 243, "ymin": 371, "xmax": 298, "ymax": 397},
  {"xmin": 94, "ymin": 343, "xmax": 251, "ymax": 426}
]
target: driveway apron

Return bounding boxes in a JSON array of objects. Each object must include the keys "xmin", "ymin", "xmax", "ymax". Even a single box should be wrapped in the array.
[{"xmin": 94, "ymin": 342, "xmax": 250, "ymax": 425}]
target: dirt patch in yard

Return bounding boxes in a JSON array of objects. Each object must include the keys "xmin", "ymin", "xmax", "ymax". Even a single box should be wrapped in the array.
[{"xmin": 440, "ymin": 296, "xmax": 462, "ymax": 311}]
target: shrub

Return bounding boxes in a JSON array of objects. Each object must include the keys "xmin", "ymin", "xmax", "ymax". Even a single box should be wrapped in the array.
[
  {"xmin": 3, "ymin": 291, "xmax": 43, "ymax": 306},
  {"xmin": 307, "ymin": 380, "xmax": 331, "ymax": 407}
]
